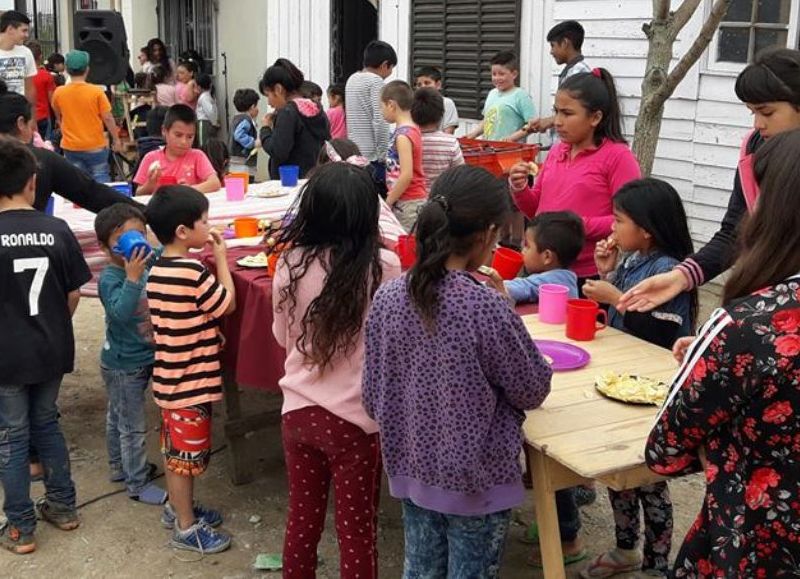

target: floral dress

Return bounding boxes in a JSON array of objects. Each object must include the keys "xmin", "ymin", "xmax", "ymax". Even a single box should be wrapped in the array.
[{"xmin": 646, "ymin": 278, "xmax": 800, "ymax": 577}]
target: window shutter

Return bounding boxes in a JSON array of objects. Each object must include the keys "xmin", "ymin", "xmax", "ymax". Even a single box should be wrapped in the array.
[{"xmin": 410, "ymin": 0, "xmax": 521, "ymax": 120}]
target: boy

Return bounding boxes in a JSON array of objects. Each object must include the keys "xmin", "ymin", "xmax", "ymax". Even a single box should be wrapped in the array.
[
  {"xmin": 134, "ymin": 104, "xmax": 221, "ymax": 195},
  {"xmin": 0, "ymin": 10, "xmax": 36, "ymax": 102},
  {"xmin": 0, "ymin": 137, "xmax": 90, "ymax": 554},
  {"xmin": 529, "ymin": 21, "xmax": 591, "ymax": 134},
  {"xmin": 94, "ymin": 203, "xmax": 167, "ymax": 506},
  {"xmin": 502, "ymin": 212, "xmax": 584, "ymax": 303},
  {"xmin": 381, "ymin": 80, "xmax": 427, "ymax": 232},
  {"xmin": 465, "ymin": 51, "xmax": 535, "ymax": 142},
  {"xmin": 414, "ymin": 66, "xmax": 459, "ymax": 134},
  {"xmin": 410, "ymin": 87, "xmax": 464, "ymax": 192},
  {"xmin": 52, "ymin": 50, "xmax": 122, "ymax": 183},
  {"xmin": 26, "ymin": 40, "xmax": 55, "ymax": 139},
  {"xmin": 145, "ymin": 186, "xmax": 236, "ymax": 553},
  {"xmin": 346, "ymin": 40, "xmax": 397, "ymax": 192},
  {"xmin": 229, "ymin": 88, "xmax": 260, "ymax": 178},
  {"xmin": 46, "ymin": 52, "xmax": 66, "ymax": 86}
]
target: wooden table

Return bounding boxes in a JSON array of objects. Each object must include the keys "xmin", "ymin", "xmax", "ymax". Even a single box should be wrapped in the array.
[{"xmin": 521, "ymin": 316, "xmax": 677, "ymax": 578}]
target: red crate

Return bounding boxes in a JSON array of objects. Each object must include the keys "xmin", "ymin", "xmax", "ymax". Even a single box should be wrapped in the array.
[{"xmin": 458, "ymin": 138, "xmax": 540, "ymax": 177}]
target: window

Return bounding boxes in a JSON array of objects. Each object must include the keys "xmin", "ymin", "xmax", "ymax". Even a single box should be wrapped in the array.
[
  {"xmin": 409, "ymin": 0, "xmax": 522, "ymax": 120},
  {"xmin": 14, "ymin": 0, "xmax": 59, "ymax": 56},
  {"xmin": 711, "ymin": 0, "xmax": 795, "ymax": 69},
  {"xmin": 158, "ymin": 0, "xmax": 217, "ymax": 74}
]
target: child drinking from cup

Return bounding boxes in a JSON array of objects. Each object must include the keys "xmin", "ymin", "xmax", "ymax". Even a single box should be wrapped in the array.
[
  {"xmin": 272, "ymin": 162, "xmax": 401, "ymax": 576},
  {"xmin": 363, "ymin": 165, "xmax": 552, "ymax": 576},
  {"xmin": 579, "ymin": 177, "xmax": 696, "ymax": 578}
]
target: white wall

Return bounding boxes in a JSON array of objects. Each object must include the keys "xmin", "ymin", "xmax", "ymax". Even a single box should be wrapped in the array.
[{"xmin": 120, "ymin": 0, "xmax": 158, "ymax": 72}]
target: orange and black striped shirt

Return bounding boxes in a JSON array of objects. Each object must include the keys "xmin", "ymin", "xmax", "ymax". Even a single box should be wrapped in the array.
[{"xmin": 146, "ymin": 257, "xmax": 232, "ymax": 409}]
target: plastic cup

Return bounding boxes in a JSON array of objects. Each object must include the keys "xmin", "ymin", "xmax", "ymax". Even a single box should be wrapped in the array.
[
  {"xmin": 491, "ymin": 247, "xmax": 524, "ymax": 280},
  {"xmin": 224, "ymin": 176, "xmax": 246, "ymax": 202},
  {"xmin": 157, "ymin": 175, "xmax": 178, "ymax": 187},
  {"xmin": 44, "ymin": 196, "xmax": 55, "ymax": 216},
  {"xmin": 112, "ymin": 230, "xmax": 151, "ymax": 260},
  {"xmin": 538, "ymin": 284, "xmax": 570, "ymax": 324},
  {"xmin": 227, "ymin": 172, "xmax": 249, "ymax": 192},
  {"xmin": 565, "ymin": 298, "xmax": 608, "ymax": 341},
  {"xmin": 109, "ymin": 182, "xmax": 132, "ymax": 197},
  {"xmin": 395, "ymin": 234, "xmax": 417, "ymax": 270},
  {"xmin": 234, "ymin": 217, "xmax": 259, "ymax": 238},
  {"xmin": 279, "ymin": 165, "xmax": 300, "ymax": 187}
]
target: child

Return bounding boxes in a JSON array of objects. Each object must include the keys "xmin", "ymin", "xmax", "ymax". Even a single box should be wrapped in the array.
[
  {"xmin": 174, "ymin": 60, "xmax": 198, "ymax": 110},
  {"xmin": 410, "ymin": 87, "xmax": 464, "ymax": 192},
  {"xmin": 0, "ymin": 138, "xmax": 90, "ymax": 554},
  {"xmin": 466, "ymin": 51, "xmax": 536, "ymax": 142},
  {"xmin": 45, "ymin": 52, "xmax": 66, "ymax": 86},
  {"xmin": 326, "ymin": 83, "xmax": 346, "ymax": 139},
  {"xmin": 133, "ymin": 104, "xmax": 221, "ymax": 195},
  {"xmin": 152, "ymin": 65, "xmax": 176, "ymax": 107},
  {"xmin": 202, "ymin": 138, "xmax": 230, "ymax": 183},
  {"xmin": 299, "ymin": 80, "xmax": 323, "ymax": 105},
  {"xmin": 363, "ymin": 164, "xmax": 552, "ymax": 576},
  {"xmin": 414, "ymin": 65, "xmax": 459, "ymax": 134},
  {"xmin": 27, "ymin": 40, "xmax": 55, "ymax": 139},
  {"xmin": 94, "ymin": 203, "xmax": 167, "ymax": 506},
  {"xmin": 138, "ymin": 45, "xmax": 151, "ymax": 73},
  {"xmin": 229, "ymin": 88, "xmax": 259, "ymax": 177},
  {"xmin": 316, "ymin": 138, "xmax": 367, "ymax": 168},
  {"xmin": 502, "ymin": 212, "xmax": 584, "ymax": 303},
  {"xmin": 145, "ymin": 186, "xmax": 236, "ymax": 553},
  {"xmin": 381, "ymin": 80, "xmax": 427, "ymax": 231},
  {"xmin": 195, "ymin": 73, "xmax": 218, "ymax": 147},
  {"xmin": 345, "ymin": 40, "xmax": 397, "ymax": 190},
  {"xmin": 272, "ymin": 162, "xmax": 401, "ymax": 575},
  {"xmin": 580, "ymin": 178, "xmax": 696, "ymax": 578}
]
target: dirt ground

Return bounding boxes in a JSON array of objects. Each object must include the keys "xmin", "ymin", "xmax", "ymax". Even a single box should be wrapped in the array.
[{"xmin": 1, "ymin": 291, "xmax": 720, "ymax": 578}]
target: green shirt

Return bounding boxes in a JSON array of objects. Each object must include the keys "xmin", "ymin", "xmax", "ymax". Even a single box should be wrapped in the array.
[{"xmin": 482, "ymin": 87, "xmax": 536, "ymax": 141}]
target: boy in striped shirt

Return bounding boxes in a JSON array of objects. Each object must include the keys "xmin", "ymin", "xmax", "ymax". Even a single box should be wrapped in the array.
[
  {"xmin": 411, "ymin": 87, "xmax": 464, "ymax": 193},
  {"xmin": 145, "ymin": 186, "xmax": 236, "ymax": 553}
]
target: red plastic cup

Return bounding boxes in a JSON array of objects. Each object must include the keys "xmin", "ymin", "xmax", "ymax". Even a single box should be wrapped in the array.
[
  {"xmin": 395, "ymin": 234, "xmax": 417, "ymax": 270},
  {"xmin": 565, "ymin": 299, "xmax": 607, "ymax": 341},
  {"xmin": 491, "ymin": 247, "xmax": 524, "ymax": 280},
  {"xmin": 157, "ymin": 175, "xmax": 178, "ymax": 187}
]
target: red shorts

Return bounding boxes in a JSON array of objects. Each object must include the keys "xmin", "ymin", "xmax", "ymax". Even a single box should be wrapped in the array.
[{"xmin": 160, "ymin": 404, "xmax": 212, "ymax": 476}]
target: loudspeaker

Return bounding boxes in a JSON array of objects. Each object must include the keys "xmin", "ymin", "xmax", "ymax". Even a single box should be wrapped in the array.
[{"xmin": 73, "ymin": 10, "xmax": 129, "ymax": 86}]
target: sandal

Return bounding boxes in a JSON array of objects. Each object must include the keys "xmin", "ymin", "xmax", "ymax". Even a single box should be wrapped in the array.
[
  {"xmin": 579, "ymin": 549, "xmax": 642, "ymax": 578},
  {"xmin": 527, "ymin": 547, "xmax": 588, "ymax": 569},
  {"xmin": 519, "ymin": 521, "xmax": 539, "ymax": 544}
]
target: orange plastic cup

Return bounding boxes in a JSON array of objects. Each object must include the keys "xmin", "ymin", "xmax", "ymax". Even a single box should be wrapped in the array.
[
  {"xmin": 234, "ymin": 217, "xmax": 259, "ymax": 238},
  {"xmin": 227, "ymin": 172, "xmax": 249, "ymax": 192}
]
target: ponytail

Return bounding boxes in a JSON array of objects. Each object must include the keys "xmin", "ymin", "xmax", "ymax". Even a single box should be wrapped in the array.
[
  {"xmin": 408, "ymin": 165, "xmax": 511, "ymax": 328},
  {"xmin": 0, "ymin": 79, "xmax": 32, "ymax": 135},
  {"xmin": 260, "ymin": 58, "xmax": 305, "ymax": 94},
  {"xmin": 559, "ymin": 68, "xmax": 625, "ymax": 145}
]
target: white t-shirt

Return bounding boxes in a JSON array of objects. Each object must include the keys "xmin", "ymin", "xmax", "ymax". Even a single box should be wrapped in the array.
[
  {"xmin": 0, "ymin": 44, "xmax": 36, "ymax": 96},
  {"xmin": 441, "ymin": 96, "xmax": 459, "ymax": 131}
]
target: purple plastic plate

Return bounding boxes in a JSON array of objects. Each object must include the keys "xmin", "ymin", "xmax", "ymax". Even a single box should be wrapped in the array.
[{"xmin": 534, "ymin": 340, "xmax": 591, "ymax": 372}]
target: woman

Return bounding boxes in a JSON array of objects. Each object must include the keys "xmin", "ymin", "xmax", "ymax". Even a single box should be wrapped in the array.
[
  {"xmin": 146, "ymin": 38, "xmax": 174, "ymax": 84},
  {"xmin": 646, "ymin": 129, "xmax": 800, "ymax": 577}
]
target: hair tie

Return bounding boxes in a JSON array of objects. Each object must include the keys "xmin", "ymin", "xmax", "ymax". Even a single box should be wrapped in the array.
[
  {"xmin": 344, "ymin": 155, "xmax": 370, "ymax": 168},
  {"xmin": 591, "ymin": 68, "xmax": 602, "ymax": 79},
  {"xmin": 324, "ymin": 141, "xmax": 343, "ymax": 163},
  {"xmin": 431, "ymin": 195, "xmax": 449, "ymax": 212}
]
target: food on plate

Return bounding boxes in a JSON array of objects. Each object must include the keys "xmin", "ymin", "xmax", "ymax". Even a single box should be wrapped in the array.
[
  {"xmin": 543, "ymin": 354, "xmax": 554, "ymax": 365},
  {"xmin": 595, "ymin": 372, "xmax": 668, "ymax": 405},
  {"xmin": 477, "ymin": 265, "xmax": 495, "ymax": 276},
  {"xmin": 236, "ymin": 252, "xmax": 268, "ymax": 268}
]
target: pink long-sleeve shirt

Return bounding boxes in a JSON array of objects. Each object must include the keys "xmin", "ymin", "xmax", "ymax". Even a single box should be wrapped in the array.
[{"xmin": 512, "ymin": 139, "xmax": 641, "ymax": 277}]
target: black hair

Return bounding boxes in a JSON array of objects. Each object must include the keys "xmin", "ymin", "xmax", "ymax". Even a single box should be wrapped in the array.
[
  {"xmin": 490, "ymin": 50, "xmax": 519, "ymax": 72},
  {"xmin": 145, "ymin": 185, "xmax": 209, "ymax": 245},
  {"xmin": 146, "ymin": 38, "xmax": 171, "ymax": 76},
  {"xmin": 0, "ymin": 10, "xmax": 30, "ymax": 33},
  {"xmin": 94, "ymin": 203, "xmax": 147, "ymax": 248},
  {"xmin": 179, "ymin": 49, "xmax": 204, "ymax": 74},
  {"xmin": 260, "ymin": 58, "xmax": 305, "ymax": 94},
  {"xmin": 139, "ymin": 45, "xmax": 149, "ymax": 57},
  {"xmin": 527, "ymin": 212, "xmax": 584, "ymax": 268},
  {"xmin": 411, "ymin": 87, "xmax": 444, "ymax": 127},
  {"xmin": 196, "ymin": 73, "xmax": 214, "ymax": 97},
  {"xmin": 0, "ymin": 79, "xmax": 32, "ymax": 135},
  {"xmin": 133, "ymin": 71, "xmax": 152, "ymax": 90},
  {"xmin": 146, "ymin": 105, "xmax": 168, "ymax": 136},
  {"xmin": 275, "ymin": 162, "xmax": 384, "ymax": 371},
  {"xmin": 415, "ymin": 66, "xmax": 442, "ymax": 83},
  {"xmin": 26, "ymin": 40, "xmax": 42, "ymax": 62},
  {"xmin": 46, "ymin": 52, "xmax": 64, "ymax": 69},
  {"xmin": 613, "ymin": 178, "xmax": 697, "ymax": 325},
  {"xmin": 300, "ymin": 80, "xmax": 323, "ymax": 99},
  {"xmin": 0, "ymin": 136, "xmax": 36, "ymax": 198},
  {"xmin": 233, "ymin": 88, "xmax": 259, "ymax": 112},
  {"xmin": 150, "ymin": 64, "xmax": 169, "ymax": 86},
  {"xmin": 202, "ymin": 138, "xmax": 230, "ymax": 182},
  {"xmin": 363, "ymin": 40, "xmax": 398, "ymax": 69},
  {"xmin": 735, "ymin": 48, "xmax": 800, "ymax": 107},
  {"xmin": 559, "ymin": 69, "xmax": 626, "ymax": 145},
  {"xmin": 409, "ymin": 165, "xmax": 511, "ymax": 327},
  {"xmin": 547, "ymin": 20, "xmax": 585, "ymax": 51},
  {"xmin": 176, "ymin": 59, "xmax": 197, "ymax": 78},
  {"xmin": 327, "ymin": 83, "xmax": 345, "ymax": 106},
  {"xmin": 163, "ymin": 104, "xmax": 196, "ymax": 130},
  {"xmin": 381, "ymin": 80, "xmax": 413, "ymax": 110},
  {"xmin": 316, "ymin": 138, "xmax": 362, "ymax": 166}
]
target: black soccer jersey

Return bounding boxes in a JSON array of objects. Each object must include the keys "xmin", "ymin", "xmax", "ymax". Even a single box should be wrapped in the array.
[{"xmin": 0, "ymin": 209, "xmax": 91, "ymax": 385}]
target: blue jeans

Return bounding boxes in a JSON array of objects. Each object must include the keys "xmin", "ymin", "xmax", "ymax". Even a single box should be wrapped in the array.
[
  {"xmin": 401, "ymin": 499, "xmax": 511, "ymax": 579},
  {"xmin": 64, "ymin": 147, "xmax": 111, "ymax": 183},
  {"xmin": 0, "ymin": 379, "xmax": 76, "ymax": 534},
  {"xmin": 101, "ymin": 365, "xmax": 152, "ymax": 495}
]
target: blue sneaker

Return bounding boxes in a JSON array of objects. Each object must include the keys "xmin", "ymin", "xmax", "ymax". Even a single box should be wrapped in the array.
[
  {"xmin": 161, "ymin": 502, "xmax": 223, "ymax": 529},
  {"xmin": 170, "ymin": 521, "xmax": 231, "ymax": 554}
]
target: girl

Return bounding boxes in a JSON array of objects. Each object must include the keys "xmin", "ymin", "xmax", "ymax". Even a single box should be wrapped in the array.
[
  {"xmin": 316, "ymin": 138, "xmax": 367, "ymax": 168},
  {"xmin": 151, "ymin": 65, "xmax": 176, "ymax": 107},
  {"xmin": 363, "ymin": 165, "xmax": 552, "ymax": 577},
  {"xmin": 195, "ymin": 73, "xmax": 219, "ymax": 147},
  {"xmin": 508, "ymin": 68, "xmax": 640, "ymax": 288},
  {"xmin": 326, "ymin": 83, "xmax": 347, "ymax": 139},
  {"xmin": 174, "ymin": 60, "xmax": 198, "ymax": 109},
  {"xmin": 138, "ymin": 46, "xmax": 152, "ymax": 73},
  {"xmin": 580, "ymin": 178, "xmax": 696, "ymax": 578},
  {"xmin": 146, "ymin": 38, "xmax": 174, "ymax": 83},
  {"xmin": 621, "ymin": 48, "xmax": 800, "ymax": 318},
  {"xmin": 259, "ymin": 58, "xmax": 331, "ymax": 180},
  {"xmin": 201, "ymin": 138, "xmax": 229, "ymax": 184},
  {"xmin": 646, "ymin": 129, "xmax": 800, "ymax": 578},
  {"xmin": 272, "ymin": 162, "xmax": 401, "ymax": 578}
]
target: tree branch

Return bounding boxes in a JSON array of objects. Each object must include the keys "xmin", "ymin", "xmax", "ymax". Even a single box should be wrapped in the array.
[
  {"xmin": 653, "ymin": 0, "xmax": 671, "ymax": 21},
  {"xmin": 669, "ymin": 0, "xmax": 702, "ymax": 38}
]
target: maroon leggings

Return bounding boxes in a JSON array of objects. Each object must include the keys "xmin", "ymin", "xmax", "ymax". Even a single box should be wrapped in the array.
[{"xmin": 281, "ymin": 406, "xmax": 382, "ymax": 579}]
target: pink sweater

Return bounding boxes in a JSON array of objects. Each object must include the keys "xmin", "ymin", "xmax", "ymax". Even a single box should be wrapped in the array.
[
  {"xmin": 512, "ymin": 139, "xmax": 640, "ymax": 277},
  {"xmin": 272, "ymin": 248, "xmax": 402, "ymax": 433}
]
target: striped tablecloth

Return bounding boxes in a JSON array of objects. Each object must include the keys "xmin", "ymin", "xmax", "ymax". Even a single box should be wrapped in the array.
[{"xmin": 60, "ymin": 180, "xmax": 407, "ymax": 297}]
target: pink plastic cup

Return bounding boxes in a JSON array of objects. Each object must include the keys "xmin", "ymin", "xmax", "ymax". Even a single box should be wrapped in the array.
[
  {"xmin": 224, "ymin": 176, "xmax": 246, "ymax": 201},
  {"xmin": 538, "ymin": 284, "xmax": 570, "ymax": 324},
  {"xmin": 491, "ymin": 247, "xmax": 524, "ymax": 280}
]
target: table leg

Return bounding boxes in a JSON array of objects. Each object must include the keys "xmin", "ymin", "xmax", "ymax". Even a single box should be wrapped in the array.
[
  {"xmin": 528, "ymin": 446, "xmax": 567, "ymax": 579},
  {"xmin": 222, "ymin": 371, "xmax": 255, "ymax": 485}
]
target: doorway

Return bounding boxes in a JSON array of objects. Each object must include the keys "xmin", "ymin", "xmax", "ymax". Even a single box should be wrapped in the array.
[{"xmin": 330, "ymin": 0, "xmax": 377, "ymax": 85}]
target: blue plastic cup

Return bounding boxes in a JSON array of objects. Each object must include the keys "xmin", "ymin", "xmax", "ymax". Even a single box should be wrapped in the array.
[
  {"xmin": 110, "ymin": 182, "xmax": 133, "ymax": 197},
  {"xmin": 44, "ymin": 196, "xmax": 55, "ymax": 216},
  {"xmin": 279, "ymin": 165, "xmax": 300, "ymax": 187},
  {"xmin": 113, "ymin": 230, "xmax": 151, "ymax": 260}
]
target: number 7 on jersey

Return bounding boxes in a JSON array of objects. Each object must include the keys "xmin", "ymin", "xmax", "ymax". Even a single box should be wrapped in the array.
[{"xmin": 14, "ymin": 257, "xmax": 49, "ymax": 316}]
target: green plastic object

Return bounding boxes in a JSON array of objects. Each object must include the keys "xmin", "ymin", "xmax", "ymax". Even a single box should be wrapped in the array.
[{"xmin": 254, "ymin": 553, "xmax": 282, "ymax": 571}]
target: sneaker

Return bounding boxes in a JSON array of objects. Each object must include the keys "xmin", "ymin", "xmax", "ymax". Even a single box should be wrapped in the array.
[
  {"xmin": 36, "ymin": 498, "xmax": 80, "ymax": 531},
  {"xmin": 161, "ymin": 502, "xmax": 223, "ymax": 529},
  {"xmin": 170, "ymin": 521, "xmax": 231, "ymax": 554},
  {"xmin": 0, "ymin": 523, "xmax": 35, "ymax": 554}
]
